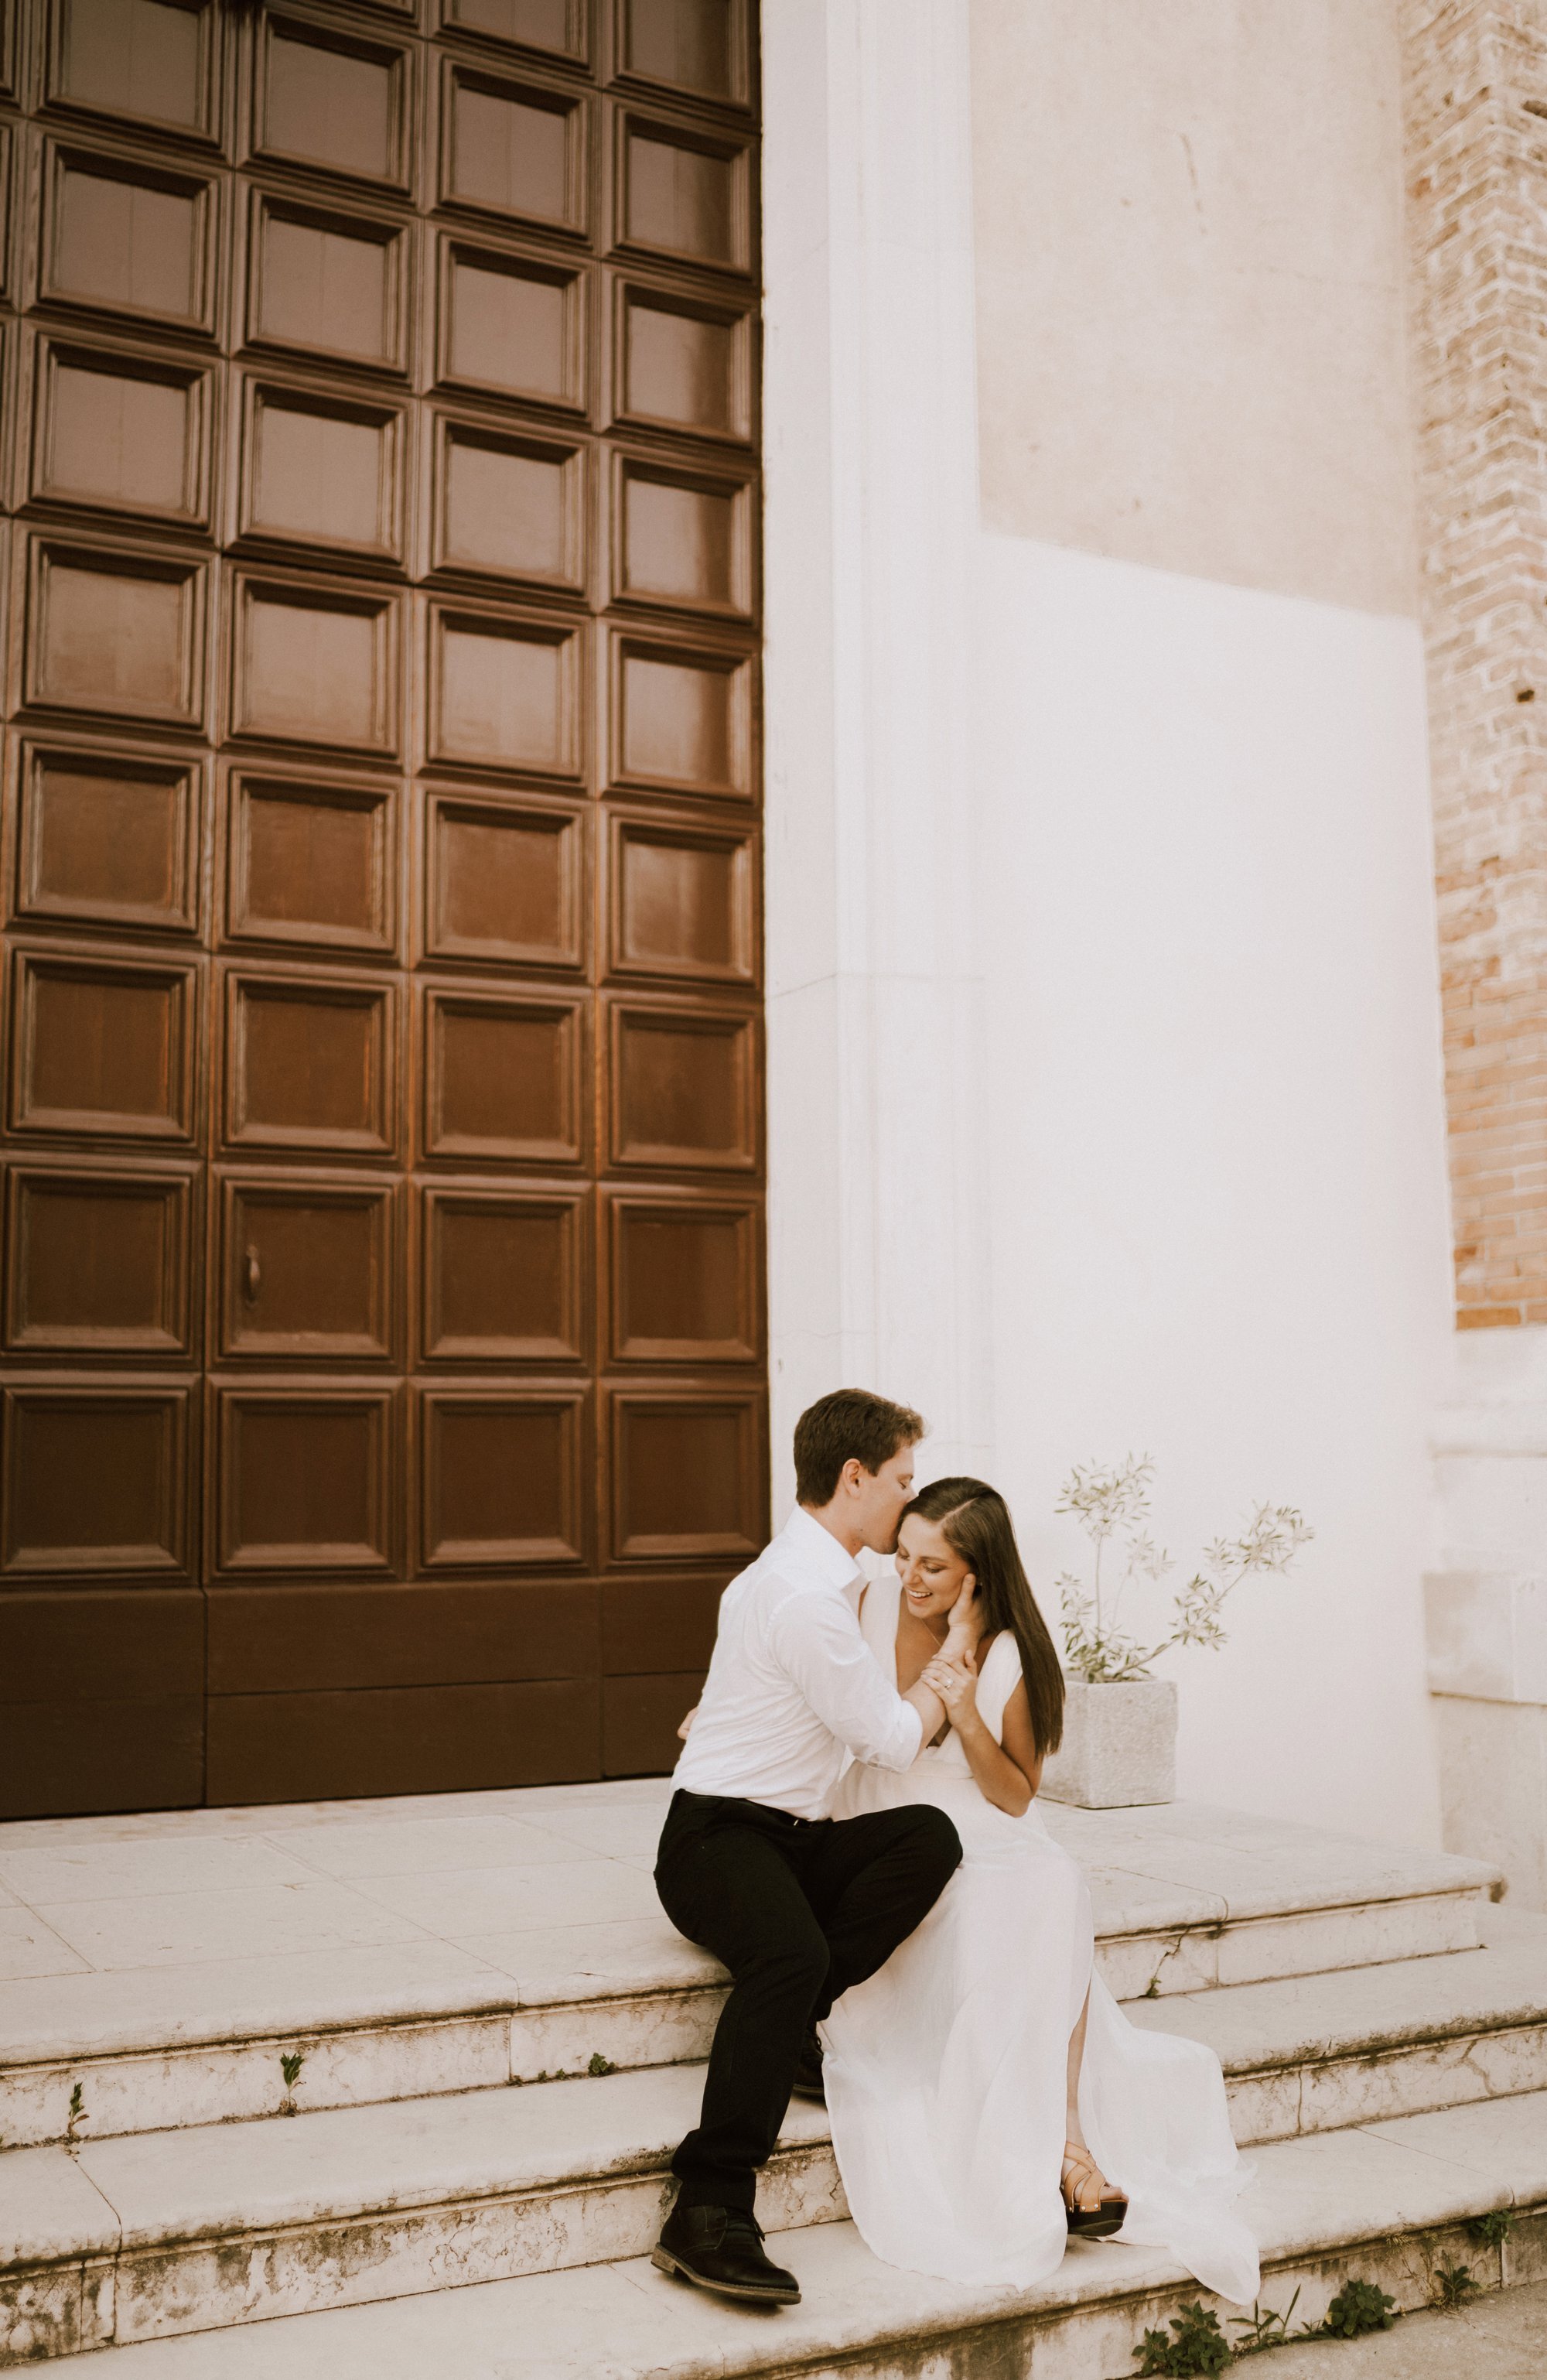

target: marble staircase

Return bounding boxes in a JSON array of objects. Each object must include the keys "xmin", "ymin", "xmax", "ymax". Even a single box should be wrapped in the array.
[{"xmin": 1, "ymin": 1780, "xmax": 1544, "ymax": 2378}]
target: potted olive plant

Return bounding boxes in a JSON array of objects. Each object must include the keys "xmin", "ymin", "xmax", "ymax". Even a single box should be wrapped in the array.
[{"xmin": 1038, "ymin": 1456, "xmax": 1312, "ymax": 1809}]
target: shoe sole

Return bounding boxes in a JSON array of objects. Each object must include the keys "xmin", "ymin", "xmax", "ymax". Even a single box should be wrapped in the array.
[
  {"xmin": 651, "ymin": 2246, "xmax": 801, "ymax": 2305},
  {"xmin": 1067, "ymin": 2212, "xmax": 1127, "ymax": 2240}
]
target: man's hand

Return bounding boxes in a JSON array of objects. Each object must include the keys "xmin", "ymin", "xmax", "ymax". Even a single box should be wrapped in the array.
[{"xmin": 677, "ymin": 1704, "xmax": 699, "ymax": 1741}]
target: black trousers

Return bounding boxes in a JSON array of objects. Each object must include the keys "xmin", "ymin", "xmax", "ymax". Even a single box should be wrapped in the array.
[{"xmin": 654, "ymin": 1787, "xmax": 962, "ymax": 2215}]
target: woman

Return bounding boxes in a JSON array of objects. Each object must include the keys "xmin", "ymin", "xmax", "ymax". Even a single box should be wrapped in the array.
[{"xmin": 821, "ymin": 1476, "xmax": 1259, "ymax": 2302}]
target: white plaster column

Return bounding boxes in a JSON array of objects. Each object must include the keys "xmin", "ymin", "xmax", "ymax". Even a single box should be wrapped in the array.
[{"xmin": 760, "ymin": 0, "xmax": 990, "ymax": 1506}]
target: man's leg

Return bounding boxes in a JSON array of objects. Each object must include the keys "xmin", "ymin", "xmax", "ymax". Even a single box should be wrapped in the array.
[
  {"xmin": 655, "ymin": 1794, "xmax": 831, "ymax": 2214},
  {"xmin": 799, "ymin": 1802, "xmax": 961, "ymax": 2017}
]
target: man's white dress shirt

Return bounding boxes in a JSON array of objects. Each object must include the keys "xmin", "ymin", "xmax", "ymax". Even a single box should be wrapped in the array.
[{"xmin": 672, "ymin": 1506, "xmax": 924, "ymax": 1821}]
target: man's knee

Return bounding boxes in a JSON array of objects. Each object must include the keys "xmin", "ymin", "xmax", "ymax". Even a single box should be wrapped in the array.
[{"xmin": 906, "ymin": 1804, "xmax": 963, "ymax": 1881}]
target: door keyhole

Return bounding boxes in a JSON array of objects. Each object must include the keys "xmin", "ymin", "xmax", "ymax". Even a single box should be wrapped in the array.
[{"xmin": 243, "ymin": 1247, "xmax": 261, "ymax": 1303}]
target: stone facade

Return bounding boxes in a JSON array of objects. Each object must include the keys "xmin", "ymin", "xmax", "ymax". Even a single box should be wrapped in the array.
[{"xmin": 1401, "ymin": 0, "xmax": 1547, "ymax": 1325}]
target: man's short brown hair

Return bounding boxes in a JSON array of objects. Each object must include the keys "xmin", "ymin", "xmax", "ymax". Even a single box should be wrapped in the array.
[{"xmin": 793, "ymin": 1388, "xmax": 925, "ymax": 1507}]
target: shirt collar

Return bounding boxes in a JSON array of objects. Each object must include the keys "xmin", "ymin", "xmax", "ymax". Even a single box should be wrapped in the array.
[{"xmin": 781, "ymin": 1504, "xmax": 865, "ymax": 1593}]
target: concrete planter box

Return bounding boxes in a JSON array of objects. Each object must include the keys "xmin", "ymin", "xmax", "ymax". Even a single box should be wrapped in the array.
[{"xmin": 1040, "ymin": 1677, "xmax": 1177, "ymax": 1808}]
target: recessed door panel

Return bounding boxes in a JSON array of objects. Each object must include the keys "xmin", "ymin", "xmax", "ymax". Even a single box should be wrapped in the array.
[
  {"xmin": 432, "ymin": 418, "xmax": 585, "ymax": 591},
  {"xmin": 609, "ymin": 812, "xmax": 755, "ymax": 981},
  {"xmin": 2, "ymin": 1385, "xmax": 190, "ymax": 1575},
  {"xmin": 426, "ymin": 791, "xmax": 582, "ymax": 968},
  {"xmin": 239, "ymin": 381, "xmax": 405, "ymax": 563},
  {"xmin": 442, "ymin": 0, "xmax": 585, "ymax": 63},
  {"xmin": 247, "ymin": 193, "xmax": 408, "ymax": 374},
  {"xmin": 608, "ymin": 998, "xmax": 758, "ymax": 1170},
  {"xmin": 30, "ymin": 340, "xmax": 210, "ymax": 528},
  {"xmin": 437, "ymin": 237, "xmax": 585, "ymax": 409},
  {"xmin": 419, "ymin": 1387, "xmax": 586, "ymax": 1567},
  {"xmin": 616, "ymin": 457, "xmax": 753, "ymax": 617},
  {"xmin": 619, "ymin": 115, "xmax": 749, "ymax": 272},
  {"xmin": 41, "ymin": 142, "xmax": 217, "ymax": 334},
  {"xmin": 423, "ymin": 986, "xmax": 583, "ymax": 1163},
  {"xmin": 4, "ymin": 1168, "xmax": 193, "ymax": 1354},
  {"xmin": 253, "ymin": 13, "xmax": 412, "ymax": 192},
  {"xmin": 15, "ymin": 744, "xmax": 202, "ymax": 935},
  {"xmin": 620, "ymin": 0, "xmax": 748, "ymax": 104},
  {"xmin": 225, "ymin": 773, "xmax": 396, "ymax": 954},
  {"xmin": 230, "ymin": 573, "xmax": 400, "ymax": 755},
  {"xmin": 429, "ymin": 604, "xmax": 582, "ymax": 777},
  {"xmin": 46, "ymin": 0, "xmax": 218, "ymax": 144},
  {"xmin": 220, "ymin": 1175, "xmax": 394, "ymax": 1360},
  {"xmin": 607, "ymin": 1386, "xmax": 763, "ymax": 1561},
  {"xmin": 214, "ymin": 1386, "xmax": 397, "ymax": 1573},
  {"xmin": 224, "ymin": 970, "xmax": 394, "ymax": 1154},
  {"xmin": 612, "ymin": 631, "xmax": 752, "ymax": 795},
  {"xmin": 615, "ymin": 280, "xmax": 752, "ymax": 443},
  {"xmin": 422, "ymin": 1186, "xmax": 584, "ymax": 1361},
  {"xmin": 26, "ymin": 539, "xmax": 207, "ymax": 727},
  {"xmin": 605, "ymin": 1192, "xmax": 758, "ymax": 1363},
  {"xmin": 441, "ymin": 63, "xmax": 586, "ymax": 235},
  {"xmin": 10, "ymin": 950, "xmax": 196, "ymax": 1141}
]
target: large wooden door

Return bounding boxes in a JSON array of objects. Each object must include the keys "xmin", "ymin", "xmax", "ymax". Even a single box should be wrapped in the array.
[{"xmin": 0, "ymin": 0, "xmax": 765, "ymax": 1815}]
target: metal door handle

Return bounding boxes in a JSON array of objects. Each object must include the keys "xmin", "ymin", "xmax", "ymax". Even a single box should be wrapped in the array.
[{"xmin": 243, "ymin": 1248, "xmax": 261, "ymax": 1302}]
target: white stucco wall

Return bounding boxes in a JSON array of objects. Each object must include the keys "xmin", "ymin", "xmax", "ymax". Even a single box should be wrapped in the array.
[
  {"xmin": 972, "ymin": 539, "xmax": 1453, "ymax": 1837},
  {"xmin": 762, "ymin": 1, "xmax": 1457, "ymax": 1841}
]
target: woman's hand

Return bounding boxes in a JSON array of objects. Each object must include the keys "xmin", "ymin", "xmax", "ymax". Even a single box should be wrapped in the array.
[
  {"xmin": 941, "ymin": 1572, "xmax": 982, "ymax": 1661},
  {"xmin": 921, "ymin": 1647, "xmax": 980, "ymax": 1734}
]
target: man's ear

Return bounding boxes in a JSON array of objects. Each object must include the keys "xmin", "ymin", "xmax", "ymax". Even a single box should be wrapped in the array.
[{"xmin": 840, "ymin": 1455, "xmax": 865, "ymax": 1496}]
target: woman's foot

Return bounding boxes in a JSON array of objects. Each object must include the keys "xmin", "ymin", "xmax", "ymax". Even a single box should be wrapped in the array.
[{"xmin": 1060, "ymin": 2140, "xmax": 1128, "ymax": 2238}]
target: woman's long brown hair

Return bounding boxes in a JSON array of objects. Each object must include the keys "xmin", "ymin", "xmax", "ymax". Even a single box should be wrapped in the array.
[{"xmin": 901, "ymin": 1477, "xmax": 1064, "ymax": 1759}]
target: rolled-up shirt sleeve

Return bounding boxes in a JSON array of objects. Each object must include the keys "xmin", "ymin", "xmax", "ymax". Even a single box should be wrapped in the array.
[{"xmin": 767, "ymin": 1588, "xmax": 924, "ymax": 1772}]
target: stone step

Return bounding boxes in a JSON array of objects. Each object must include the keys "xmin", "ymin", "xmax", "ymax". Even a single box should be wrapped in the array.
[
  {"xmin": 0, "ymin": 1792, "xmax": 1501, "ymax": 2149},
  {"xmin": 0, "ymin": 2063, "xmax": 840, "ymax": 2364},
  {"xmin": 7, "ymin": 1920, "xmax": 1547, "ymax": 2369},
  {"xmin": 24, "ymin": 2091, "xmax": 1547, "ymax": 2378},
  {"xmin": 1131, "ymin": 1906, "xmax": 1547, "ymax": 2143}
]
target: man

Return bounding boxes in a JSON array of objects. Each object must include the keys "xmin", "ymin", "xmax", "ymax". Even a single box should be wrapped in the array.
[{"xmin": 651, "ymin": 1388, "xmax": 975, "ymax": 2306}]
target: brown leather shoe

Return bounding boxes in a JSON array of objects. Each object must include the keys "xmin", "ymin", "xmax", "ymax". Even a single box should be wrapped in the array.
[{"xmin": 651, "ymin": 2203, "xmax": 801, "ymax": 2304}]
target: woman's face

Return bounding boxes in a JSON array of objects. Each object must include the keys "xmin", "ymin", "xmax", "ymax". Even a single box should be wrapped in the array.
[{"xmin": 895, "ymin": 1513, "xmax": 972, "ymax": 1625}]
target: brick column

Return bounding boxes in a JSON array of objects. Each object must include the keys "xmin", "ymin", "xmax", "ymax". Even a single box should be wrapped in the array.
[{"xmin": 1402, "ymin": 0, "xmax": 1547, "ymax": 1325}]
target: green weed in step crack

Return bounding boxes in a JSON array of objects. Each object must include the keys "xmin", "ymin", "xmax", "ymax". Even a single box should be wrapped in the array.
[
  {"xmin": 1134, "ymin": 2302, "xmax": 1231, "ymax": 2376},
  {"xmin": 587, "ymin": 2052, "xmax": 616, "ymax": 2077},
  {"xmin": 1469, "ymin": 2208, "xmax": 1516, "ymax": 2249},
  {"xmin": 64, "ymin": 2082, "xmax": 87, "ymax": 2146},
  {"xmin": 1321, "ymin": 2280, "xmax": 1397, "ymax": 2337},
  {"xmin": 1229, "ymin": 2289, "xmax": 1303, "ymax": 2354},
  {"xmin": 1432, "ymin": 2262, "xmax": 1480, "ymax": 2310}
]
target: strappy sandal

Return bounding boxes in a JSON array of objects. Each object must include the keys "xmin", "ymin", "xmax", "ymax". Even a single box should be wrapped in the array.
[{"xmin": 1061, "ymin": 2140, "xmax": 1129, "ymax": 2238}]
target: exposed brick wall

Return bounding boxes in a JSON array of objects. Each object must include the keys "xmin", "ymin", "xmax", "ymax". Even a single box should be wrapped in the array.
[{"xmin": 1401, "ymin": 0, "xmax": 1547, "ymax": 1325}]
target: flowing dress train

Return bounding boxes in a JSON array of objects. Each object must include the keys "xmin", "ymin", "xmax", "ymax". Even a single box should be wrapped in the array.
[{"xmin": 820, "ymin": 1576, "xmax": 1259, "ymax": 2301}]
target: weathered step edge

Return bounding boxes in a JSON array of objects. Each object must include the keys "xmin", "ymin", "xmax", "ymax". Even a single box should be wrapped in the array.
[
  {"xmin": 12, "ymin": 2123, "xmax": 1547, "ymax": 2380},
  {"xmin": 0, "ymin": 1880, "xmax": 1494, "ymax": 2152},
  {"xmin": 0, "ymin": 2129, "xmax": 845, "ymax": 2364}
]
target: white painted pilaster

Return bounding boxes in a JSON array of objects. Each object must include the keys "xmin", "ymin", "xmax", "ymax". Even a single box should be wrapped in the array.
[{"xmin": 760, "ymin": 0, "xmax": 990, "ymax": 1505}]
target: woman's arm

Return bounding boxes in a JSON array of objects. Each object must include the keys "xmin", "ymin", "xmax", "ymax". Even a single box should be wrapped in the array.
[{"xmin": 921, "ymin": 1658, "xmax": 1040, "ymax": 1816}]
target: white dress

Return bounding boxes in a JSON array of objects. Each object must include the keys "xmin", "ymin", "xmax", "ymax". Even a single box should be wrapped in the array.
[{"xmin": 821, "ymin": 1576, "xmax": 1259, "ymax": 2302}]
